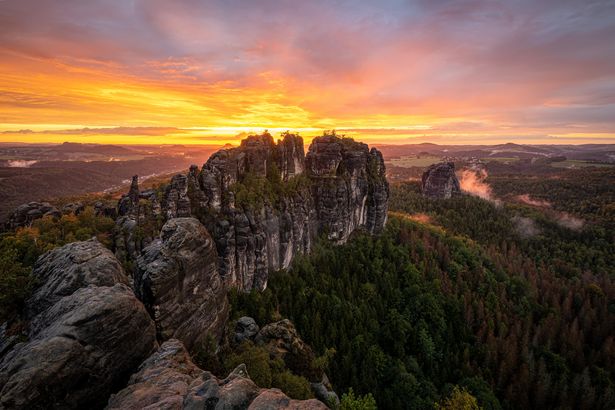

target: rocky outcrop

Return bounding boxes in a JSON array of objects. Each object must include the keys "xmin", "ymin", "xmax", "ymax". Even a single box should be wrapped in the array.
[
  {"xmin": 61, "ymin": 201, "xmax": 85, "ymax": 215},
  {"xmin": 114, "ymin": 176, "xmax": 163, "ymax": 265},
  {"xmin": 0, "ymin": 239, "xmax": 157, "ymax": 409},
  {"xmin": 233, "ymin": 317, "xmax": 338, "ymax": 405},
  {"xmin": 421, "ymin": 162, "xmax": 461, "ymax": 199},
  {"xmin": 134, "ymin": 217, "xmax": 229, "ymax": 351},
  {"xmin": 235, "ymin": 316, "xmax": 260, "ymax": 344},
  {"xmin": 255, "ymin": 319, "xmax": 318, "ymax": 381},
  {"xmin": 94, "ymin": 200, "xmax": 117, "ymax": 219},
  {"xmin": 4, "ymin": 201, "xmax": 61, "ymax": 230},
  {"xmin": 119, "ymin": 133, "xmax": 388, "ymax": 291},
  {"xmin": 107, "ymin": 339, "xmax": 328, "ymax": 410}
]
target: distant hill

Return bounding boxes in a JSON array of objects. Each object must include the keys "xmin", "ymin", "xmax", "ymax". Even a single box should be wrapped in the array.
[
  {"xmin": 50, "ymin": 142, "xmax": 139, "ymax": 155},
  {"xmin": 375, "ymin": 142, "xmax": 615, "ymax": 163}
]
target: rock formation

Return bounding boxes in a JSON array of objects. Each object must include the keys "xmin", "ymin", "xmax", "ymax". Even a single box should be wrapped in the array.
[
  {"xmin": 235, "ymin": 316, "xmax": 260, "ymax": 344},
  {"xmin": 421, "ymin": 162, "xmax": 461, "ymax": 199},
  {"xmin": 134, "ymin": 217, "xmax": 229, "ymax": 351},
  {"xmin": 0, "ymin": 239, "xmax": 157, "ymax": 409},
  {"xmin": 61, "ymin": 201, "xmax": 85, "ymax": 215},
  {"xmin": 114, "ymin": 175, "xmax": 163, "ymax": 264},
  {"xmin": 94, "ymin": 200, "xmax": 118, "ymax": 219},
  {"xmin": 107, "ymin": 339, "xmax": 328, "ymax": 409},
  {"xmin": 232, "ymin": 317, "xmax": 339, "ymax": 406},
  {"xmin": 117, "ymin": 132, "xmax": 389, "ymax": 291},
  {"xmin": 255, "ymin": 319, "xmax": 319, "ymax": 381},
  {"xmin": 4, "ymin": 201, "xmax": 61, "ymax": 230}
]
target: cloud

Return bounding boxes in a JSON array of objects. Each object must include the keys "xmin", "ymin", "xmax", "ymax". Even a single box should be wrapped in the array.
[
  {"xmin": 0, "ymin": 0, "xmax": 614, "ymax": 143},
  {"xmin": 1, "ymin": 127, "xmax": 185, "ymax": 136}
]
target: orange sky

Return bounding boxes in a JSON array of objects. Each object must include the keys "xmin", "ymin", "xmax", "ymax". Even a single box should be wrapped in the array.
[{"xmin": 1, "ymin": 0, "xmax": 615, "ymax": 145}]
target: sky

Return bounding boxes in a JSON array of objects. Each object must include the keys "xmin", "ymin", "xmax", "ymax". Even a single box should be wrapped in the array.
[{"xmin": 1, "ymin": 0, "xmax": 615, "ymax": 145}]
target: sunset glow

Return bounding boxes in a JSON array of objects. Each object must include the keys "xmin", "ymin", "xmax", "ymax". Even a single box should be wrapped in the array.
[{"xmin": 1, "ymin": 0, "xmax": 614, "ymax": 145}]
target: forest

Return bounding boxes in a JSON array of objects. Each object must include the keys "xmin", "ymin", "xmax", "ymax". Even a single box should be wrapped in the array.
[
  {"xmin": 231, "ymin": 171, "xmax": 615, "ymax": 409},
  {"xmin": 1, "ymin": 167, "xmax": 613, "ymax": 409}
]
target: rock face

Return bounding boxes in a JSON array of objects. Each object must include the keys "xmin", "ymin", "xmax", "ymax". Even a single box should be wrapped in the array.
[
  {"xmin": 306, "ymin": 136, "xmax": 389, "ymax": 242},
  {"xmin": 421, "ymin": 162, "xmax": 461, "ymax": 199},
  {"xmin": 119, "ymin": 133, "xmax": 389, "ymax": 292},
  {"xmin": 107, "ymin": 339, "xmax": 328, "ymax": 410},
  {"xmin": 4, "ymin": 201, "xmax": 61, "ymax": 230},
  {"xmin": 134, "ymin": 217, "xmax": 229, "ymax": 351},
  {"xmin": 0, "ymin": 239, "xmax": 157, "ymax": 409}
]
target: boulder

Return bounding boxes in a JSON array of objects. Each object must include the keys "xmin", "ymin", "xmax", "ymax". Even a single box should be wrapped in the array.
[
  {"xmin": 61, "ymin": 201, "xmax": 85, "ymax": 215},
  {"xmin": 27, "ymin": 239, "xmax": 129, "ymax": 317},
  {"xmin": 311, "ymin": 374, "xmax": 340, "ymax": 408},
  {"xmin": 5, "ymin": 201, "xmax": 61, "ymax": 230},
  {"xmin": 235, "ymin": 316, "xmax": 260, "ymax": 344},
  {"xmin": 0, "ymin": 240, "xmax": 157, "ymax": 409},
  {"xmin": 134, "ymin": 217, "xmax": 229, "ymax": 351},
  {"xmin": 107, "ymin": 339, "xmax": 328, "ymax": 410},
  {"xmin": 421, "ymin": 162, "xmax": 461, "ymax": 199}
]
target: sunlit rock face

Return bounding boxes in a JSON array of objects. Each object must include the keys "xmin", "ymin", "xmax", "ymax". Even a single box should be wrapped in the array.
[
  {"xmin": 421, "ymin": 162, "xmax": 461, "ymax": 199},
  {"xmin": 118, "ymin": 132, "xmax": 389, "ymax": 292}
]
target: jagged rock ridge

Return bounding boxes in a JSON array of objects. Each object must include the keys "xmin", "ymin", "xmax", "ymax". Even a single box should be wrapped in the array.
[
  {"xmin": 107, "ymin": 339, "xmax": 328, "ymax": 409},
  {"xmin": 421, "ymin": 162, "xmax": 461, "ymax": 199},
  {"xmin": 118, "ymin": 132, "xmax": 389, "ymax": 291}
]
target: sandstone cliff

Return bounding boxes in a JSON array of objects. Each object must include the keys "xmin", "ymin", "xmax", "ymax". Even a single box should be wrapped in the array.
[
  {"xmin": 116, "ymin": 132, "xmax": 389, "ymax": 291},
  {"xmin": 421, "ymin": 162, "xmax": 461, "ymax": 199}
]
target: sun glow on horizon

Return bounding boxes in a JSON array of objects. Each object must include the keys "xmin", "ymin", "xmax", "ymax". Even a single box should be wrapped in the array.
[{"xmin": 1, "ymin": 1, "xmax": 614, "ymax": 146}]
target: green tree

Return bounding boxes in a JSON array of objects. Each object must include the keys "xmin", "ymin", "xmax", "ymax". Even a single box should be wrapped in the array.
[{"xmin": 340, "ymin": 388, "xmax": 377, "ymax": 410}]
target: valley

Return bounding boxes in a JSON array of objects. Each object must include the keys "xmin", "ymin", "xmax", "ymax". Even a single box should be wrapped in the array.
[{"xmin": 0, "ymin": 136, "xmax": 613, "ymax": 409}]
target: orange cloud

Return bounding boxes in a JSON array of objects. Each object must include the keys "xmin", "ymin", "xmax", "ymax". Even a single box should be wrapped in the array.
[{"xmin": 0, "ymin": 0, "xmax": 614, "ymax": 145}]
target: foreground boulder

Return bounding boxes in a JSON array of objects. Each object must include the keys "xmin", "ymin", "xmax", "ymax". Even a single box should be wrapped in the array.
[
  {"xmin": 421, "ymin": 162, "xmax": 461, "ymax": 199},
  {"xmin": 0, "ymin": 239, "xmax": 158, "ymax": 409},
  {"xmin": 134, "ymin": 217, "xmax": 229, "ymax": 351},
  {"xmin": 107, "ymin": 339, "xmax": 328, "ymax": 409},
  {"xmin": 27, "ymin": 240, "xmax": 129, "ymax": 316}
]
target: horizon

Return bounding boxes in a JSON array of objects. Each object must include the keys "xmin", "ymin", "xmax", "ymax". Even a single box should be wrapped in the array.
[
  {"xmin": 2, "ymin": 133, "xmax": 615, "ymax": 148},
  {"xmin": 1, "ymin": 1, "xmax": 615, "ymax": 145}
]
